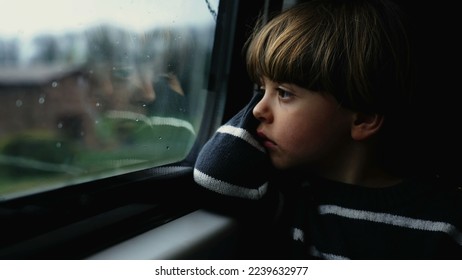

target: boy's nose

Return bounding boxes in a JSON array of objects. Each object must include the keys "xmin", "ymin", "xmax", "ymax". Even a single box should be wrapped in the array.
[
  {"xmin": 252, "ymin": 94, "xmax": 272, "ymax": 123},
  {"xmin": 140, "ymin": 80, "xmax": 156, "ymax": 103},
  {"xmin": 132, "ymin": 79, "xmax": 156, "ymax": 104}
]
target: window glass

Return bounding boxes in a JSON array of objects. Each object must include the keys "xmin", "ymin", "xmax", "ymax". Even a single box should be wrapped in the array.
[{"xmin": 0, "ymin": 0, "xmax": 220, "ymax": 199}]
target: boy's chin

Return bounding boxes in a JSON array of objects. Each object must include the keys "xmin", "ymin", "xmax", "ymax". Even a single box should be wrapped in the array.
[{"xmin": 269, "ymin": 158, "xmax": 290, "ymax": 170}]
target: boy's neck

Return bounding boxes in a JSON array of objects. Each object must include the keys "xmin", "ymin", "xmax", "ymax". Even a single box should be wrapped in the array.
[{"xmin": 309, "ymin": 143, "xmax": 403, "ymax": 188}]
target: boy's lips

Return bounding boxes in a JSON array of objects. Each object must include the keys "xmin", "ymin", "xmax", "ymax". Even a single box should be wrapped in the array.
[{"xmin": 257, "ymin": 130, "xmax": 277, "ymax": 149}]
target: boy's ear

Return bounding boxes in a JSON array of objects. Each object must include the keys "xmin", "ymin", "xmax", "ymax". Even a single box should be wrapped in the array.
[{"xmin": 351, "ymin": 112, "xmax": 384, "ymax": 141}]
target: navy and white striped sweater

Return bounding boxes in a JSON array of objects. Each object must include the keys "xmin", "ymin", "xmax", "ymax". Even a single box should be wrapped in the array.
[{"xmin": 193, "ymin": 94, "xmax": 462, "ymax": 259}]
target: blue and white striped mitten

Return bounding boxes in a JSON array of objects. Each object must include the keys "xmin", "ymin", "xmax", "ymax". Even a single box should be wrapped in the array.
[{"xmin": 193, "ymin": 93, "xmax": 273, "ymax": 201}]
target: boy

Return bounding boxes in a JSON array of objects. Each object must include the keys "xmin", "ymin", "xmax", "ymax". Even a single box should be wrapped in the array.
[{"xmin": 193, "ymin": 0, "xmax": 462, "ymax": 259}]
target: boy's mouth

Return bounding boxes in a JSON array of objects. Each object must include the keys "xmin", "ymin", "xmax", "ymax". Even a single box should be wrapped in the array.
[{"xmin": 257, "ymin": 130, "xmax": 277, "ymax": 149}]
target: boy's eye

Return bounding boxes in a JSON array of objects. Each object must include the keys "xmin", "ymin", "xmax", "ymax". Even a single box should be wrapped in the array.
[
  {"xmin": 111, "ymin": 66, "xmax": 135, "ymax": 79},
  {"xmin": 277, "ymin": 88, "xmax": 293, "ymax": 99}
]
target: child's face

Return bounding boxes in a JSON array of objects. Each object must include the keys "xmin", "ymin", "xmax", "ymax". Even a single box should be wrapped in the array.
[
  {"xmin": 253, "ymin": 77, "xmax": 354, "ymax": 172},
  {"xmin": 88, "ymin": 62, "xmax": 161, "ymax": 115}
]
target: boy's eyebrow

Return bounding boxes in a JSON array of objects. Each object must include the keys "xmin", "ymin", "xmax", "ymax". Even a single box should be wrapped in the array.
[{"xmin": 278, "ymin": 83, "xmax": 296, "ymax": 91}]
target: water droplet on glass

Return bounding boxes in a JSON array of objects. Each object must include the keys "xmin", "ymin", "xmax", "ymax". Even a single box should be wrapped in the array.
[
  {"xmin": 38, "ymin": 97, "xmax": 45, "ymax": 104},
  {"xmin": 57, "ymin": 122, "xmax": 63, "ymax": 129},
  {"xmin": 158, "ymin": 137, "xmax": 162, "ymax": 140},
  {"xmin": 96, "ymin": 102, "xmax": 101, "ymax": 107},
  {"xmin": 56, "ymin": 142, "xmax": 61, "ymax": 148},
  {"xmin": 166, "ymin": 146, "xmax": 170, "ymax": 150},
  {"xmin": 15, "ymin": 99, "xmax": 23, "ymax": 107},
  {"xmin": 51, "ymin": 81, "xmax": 58, "ymax": 88}
]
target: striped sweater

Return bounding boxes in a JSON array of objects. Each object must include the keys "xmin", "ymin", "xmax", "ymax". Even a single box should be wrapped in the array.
[{"xmin": 193, "ymin": 93, "xmax": 462, "ymax": 259}]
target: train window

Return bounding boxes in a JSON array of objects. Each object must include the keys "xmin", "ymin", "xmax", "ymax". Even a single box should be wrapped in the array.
[{"xmin": 0, "ymin": 0, "xmax": 220, "ymax": 200}]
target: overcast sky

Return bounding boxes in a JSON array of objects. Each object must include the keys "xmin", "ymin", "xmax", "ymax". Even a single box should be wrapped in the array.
[{"xmin": 0, "ymin": 0, "xmax": 219, "ymax": 37}]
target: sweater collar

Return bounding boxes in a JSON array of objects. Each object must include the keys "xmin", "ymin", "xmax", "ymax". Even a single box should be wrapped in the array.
[{"xmin": 300, "ymin": 174, "xmax": 436, "ymax": 210}]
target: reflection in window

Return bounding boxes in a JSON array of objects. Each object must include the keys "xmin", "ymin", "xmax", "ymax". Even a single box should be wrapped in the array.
[{"xmin": 0, "ymin": 0, "xmax": 220, "ymax": 199}]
